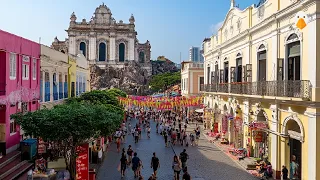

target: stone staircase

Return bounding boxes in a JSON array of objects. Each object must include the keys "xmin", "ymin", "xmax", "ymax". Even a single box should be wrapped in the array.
[{"xmin": 0, "ymin": 150, "xmax": 33, "ymax": 180}]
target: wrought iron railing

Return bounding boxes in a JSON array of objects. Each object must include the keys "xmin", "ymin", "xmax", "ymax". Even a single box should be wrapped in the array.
[
  {"xmin": 200, "ymin": 80, "xmax": 311, "ymax": 99},
  {"xmin": 0, "ymin": 83, "xmax": 5, "ymax": 96}
]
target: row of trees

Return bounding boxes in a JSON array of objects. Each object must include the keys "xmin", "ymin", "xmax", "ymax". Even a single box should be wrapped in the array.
[
  {"xmin": 149, "ymin": 71, "xmax": 181, "ymax": 91},
  {"xmin": 12, "ymin": 88, "xmax": 127, "ymax": 179}
]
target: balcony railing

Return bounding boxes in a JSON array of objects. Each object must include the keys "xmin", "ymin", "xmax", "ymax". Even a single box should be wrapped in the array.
[{"xmin": 200, "ymin": 80, "xmax": 311, "ymax": 99}]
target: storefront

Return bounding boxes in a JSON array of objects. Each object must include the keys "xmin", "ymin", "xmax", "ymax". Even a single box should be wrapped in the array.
[{"xmin": 249, "ymin": 120, "xmax": 269, "ymax": 159}]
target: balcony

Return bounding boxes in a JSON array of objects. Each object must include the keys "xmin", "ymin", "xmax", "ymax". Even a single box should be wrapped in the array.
[{"xmin": 200, "ymin": 80, "xmax": 312, "ymax": 100}]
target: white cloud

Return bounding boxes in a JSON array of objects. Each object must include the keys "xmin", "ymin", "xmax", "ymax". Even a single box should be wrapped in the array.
[{"xmin": 210, "ymin": 21, "xmax": 223, "ymax": 34}]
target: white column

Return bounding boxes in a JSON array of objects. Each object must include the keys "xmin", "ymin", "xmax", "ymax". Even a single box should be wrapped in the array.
[
  {"xmin": 89, "ymin": 35, "xmax": 96, "ymax": 61},
  {"xmin": 308, "ymin": 115, "xmax": 317, "ymax": 180},
  {"xmin": 49, "ymin": 72, "xmax": 53, "ymax": 102},
  {"xmin": 41, "ymin": 71, "xmax": 45, "ymax": 102},
  {"xmin": 189, "ymin": 72, "xmax": 193, "ymax": 94},
  {"xmin": 307, "ymin": 16, "xmax": 317, "ymax": 180},
  {"xmin": 270, "ymin": 104, "xmax": 278, "ymax": 175},
  {"xmin": 271, "ymin": 33, "xmax": 278, "ymax": 81},
  {"xmin": 56, "ymin": 73, "xmax": 59, "ymax": 99},
  {"xmin": 109, "ymin": 36, "xmax": 116, "ymax": 61},
  {"xmin": 308, "ymin": 18, "xmax": 316, "ymax": 100},
  {"xmin": 129, "ymin": 38, "xmax": 135, "ymax": 61},
  {"xmin": 69, "ymin": 36, "xmax": 76, "ymax": 55}
]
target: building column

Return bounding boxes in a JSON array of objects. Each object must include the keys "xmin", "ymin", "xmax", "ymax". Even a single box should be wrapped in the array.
[
  {"xmin": 41, "ymin": 71, "xmax": 45, "ymax": 102},
  {"xmin": 301, "ymin": 112, "xmax": 320, "ymax": 180},
  {"xmin": 49, "ymin": 72, "xmax": 53, "ymax": 102},
  {"xmin": 271, "ymin": 31, "xmax": 278, "ymax": 81},
  {"xmin": 69, "ymin": 35, "xmax": 76, "ymax": 55},
  {"xmin": 270, "ymin": 104, "xmax": 280, "ymax": 178},
  {"xmin": 129, "ymin": 38, "xmax": 135, "ymax": 61},
  {"xmin": 109, "ymin": 34, "xmax": 116, "ymax": 61},
  {"xmin": 89, "ymin": 33, "xmax": 96, "ymax": 61}
]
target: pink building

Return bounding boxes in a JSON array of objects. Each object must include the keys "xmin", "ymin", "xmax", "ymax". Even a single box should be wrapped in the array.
[{"xmin": 0, "ymin": 30, "xmax": 40, "ymax": 155}]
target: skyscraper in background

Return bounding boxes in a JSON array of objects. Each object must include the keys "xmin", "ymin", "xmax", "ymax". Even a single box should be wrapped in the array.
[{"xmin": 189, "ymin": 46, "xmax": 203, "ymax": 62}]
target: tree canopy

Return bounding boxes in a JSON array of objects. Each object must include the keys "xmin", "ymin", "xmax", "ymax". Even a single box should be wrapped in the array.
[
  {"xmin": 12, "ymin": 89, "xmax": 127, "ymax": 179},
  {"xmin": 149, "ymin": 72, "xmax": 181, "ymax": 91}
]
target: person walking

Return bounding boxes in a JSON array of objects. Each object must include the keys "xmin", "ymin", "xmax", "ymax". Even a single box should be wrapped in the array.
[
  {"xmin": 132, "ymin": 152, "xmax": 142, "ymax": 178},
  {"xmin": 163, "ymin": 130, "xmax": 168, "ymax": 147},
  {"xmin": 127, "ymin": 145, "xmax": 134, "ymax": 165},
  {"xmin": 116, "ymin": 138, "xmax": 121, "ymax": 153},
  {"xmin": 180, "ymin": 149, "xmax": 189, "ymax": 169},
  {"xmin": 172, "ymin": 155, "xmax": 182, "ymax": 180},
  {"xmin": 150, "ymin": 152, "xmax": 160, "ymax": 178},
  {"xmin": 182, "ymin": 167, "xmax": 191, "ymax": 180},
  {"xmin": 120, "ymin": 153, "xmax": 127, "ymax": 178},
  {"xmin": 147, "ymin": 125, "xmax": 151, "ymax": 139}
]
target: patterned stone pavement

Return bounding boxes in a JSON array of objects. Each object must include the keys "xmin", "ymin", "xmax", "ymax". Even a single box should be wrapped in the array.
[{"xmin": 97, "ymin": 120, "xmax": 258, "ymax": 180}]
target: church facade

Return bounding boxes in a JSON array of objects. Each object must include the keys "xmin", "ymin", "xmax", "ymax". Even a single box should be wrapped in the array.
[{"xmin": 51, "ymin": 3, "xmax": 152, "ymax": 75}]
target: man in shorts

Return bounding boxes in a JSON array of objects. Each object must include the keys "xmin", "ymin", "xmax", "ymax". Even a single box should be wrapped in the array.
[
  {"xmin": 132, "ymin": 152, "xmax": 142, "ymax": 178},
  {"xmin": 150, "ymin": 152, "xmax": 160, "ymax": 177}
]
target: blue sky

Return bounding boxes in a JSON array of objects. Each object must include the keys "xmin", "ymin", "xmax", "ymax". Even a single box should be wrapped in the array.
[{"xmin": 0, "ymin": 0, "xmax": 257, "ymax": 63}]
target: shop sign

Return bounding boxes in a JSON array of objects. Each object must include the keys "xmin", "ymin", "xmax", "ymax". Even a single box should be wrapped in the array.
[
  {"xmin": 234, "ymin": 117, "xmax": 242, "ymax": 129},
  {"xmin": 38, "ymin": 138, "xmax": 46, "ymax": 154},
  {"xmin": 250, "ymin": 121, "xmax": 268, "ymax": 129},
  {"xmin": 76, "ymin": 143, "xmax": 89, "ymax": 180},
  {"xmin": 254, "ymin": 132, "xmax": 263, "ymax": 142},
  {"xmin": 214, "ymin": 123, "xmax": 219, "ymax": 133},
  {"xmin": 222, "ymin": 116, "xmax": 228, "ymax": 134}
]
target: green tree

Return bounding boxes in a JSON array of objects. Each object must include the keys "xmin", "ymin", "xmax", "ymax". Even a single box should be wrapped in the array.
[
  {"xmin": 106, "ymin": 88, "xmax": 127, "ymax": 98},
  {"xmin": 12, "ymin": 102, "xmax": 122, "ymax": 179},
  {"xmin": 149, "ymin": 72, "xmax": 181, "ymax": 91}
]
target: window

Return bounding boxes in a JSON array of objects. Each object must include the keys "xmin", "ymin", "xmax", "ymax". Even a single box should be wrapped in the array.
[
  {"xmin": 99, "ymin": 42, "xmax": 106, "ymax": 61},
  {"xmin": 32, "ymin": 58, "xmax": 37, "ymax": 80},
  {"xmin": 22, "ymin": 64, "xmax": 29, "ymax": 80},
  {"xmin": 9, "ymin": 53, "xmax": 17, "ymax": 79},
  {"xmin": 10, "ymin": 119, "xmax": 17, "ymax": 134},
  {"xmin": 80, "ymin": 42, "xmax": 86, "ymax": 57},
  {"xmin": 199, "ymin": 77, "xmax": 204, "ymax": 91}
]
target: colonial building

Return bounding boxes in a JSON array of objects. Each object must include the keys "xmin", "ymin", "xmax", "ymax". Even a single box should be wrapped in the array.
[
  {"xmin": 51, "ymin": 3, "xmax": 152, "ymax": 76},
  {"xmin": 181, "ymin": 61, "xmax": 204, "ymax": 97},
  {"xmin": 201, "ymin": 0, "xmax": 320, "ymax": 179},
  {"xmin": 75, "ymin": 54, "xmax": 90, "ymax": 96},
  {"xmin": 40, "ymin": 45, "xmax": 69, "ymax": 109},
  {"xmin": 0, "ymin": 30, "xmax": 40, "ymax": 155}
]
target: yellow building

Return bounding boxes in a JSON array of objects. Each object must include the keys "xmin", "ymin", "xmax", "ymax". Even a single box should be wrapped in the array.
[
  {"xmin": 202, "ymin": 0, "xmax": 319, "ymax": 179},
  {"xmin": 68, "ymin": 55, "xmax": 77, "ymax": 97},
  {"xmin": 75, "ymin": 53, "xmax": 91, "ymax": 95},
  {"xmin": 181, "ymin": 61, "xmax": 204, "ymax": 97}
]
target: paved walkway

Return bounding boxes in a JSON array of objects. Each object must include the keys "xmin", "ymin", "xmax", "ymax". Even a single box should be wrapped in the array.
[{"xmin": 97, "ymin": 120, "xmax": 258, "ymax": 180}]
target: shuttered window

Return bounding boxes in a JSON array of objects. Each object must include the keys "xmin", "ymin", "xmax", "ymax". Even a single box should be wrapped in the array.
[
  {"xmin": 230, "ymin": 67, "xmax": 236, "ymax": 82},
  {"xmin": 9, "ymin": 53, "xmax": 17, "ymax": 79}
]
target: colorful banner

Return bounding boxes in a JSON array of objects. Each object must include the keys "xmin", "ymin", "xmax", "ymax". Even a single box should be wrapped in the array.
[
  {"xmin": 222, "ymin": 116, "xmax": 228, "ymax": 134},
  {"xmin": 76, "ymin": 143, "xmax": 89, "ymax": 180},
  {"xmin": 119, "ymin": 95, "xmax": 203, "ymax": 110}
]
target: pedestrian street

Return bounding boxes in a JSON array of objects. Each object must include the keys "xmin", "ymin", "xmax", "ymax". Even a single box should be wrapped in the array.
[{"xmin": 96, "ymin": 119, "xmax": 257, "ymax": 180}]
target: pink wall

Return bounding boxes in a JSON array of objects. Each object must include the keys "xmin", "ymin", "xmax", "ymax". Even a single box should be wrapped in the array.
[{"xmin": 0, "ymin": 30, "xmax": 40, "ymax": 152}]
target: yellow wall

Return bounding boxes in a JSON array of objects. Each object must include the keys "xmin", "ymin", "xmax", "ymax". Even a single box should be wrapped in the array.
[{"xmin": 68, "ymin": 56, "xmax": 77, "ymax": 97}]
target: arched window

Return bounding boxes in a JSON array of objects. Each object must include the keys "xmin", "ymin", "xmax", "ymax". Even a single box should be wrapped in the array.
[
  {"xmin": 139, "ymin": 51, "xmax": 145, "ymax": 63},
  {"xmin": 99, "ymin": 42, "xmax": 106, "ymax": 61},
  {"xmin": 119, "ymin": 43, "xmax": 125, "ymax": 62},
  {"xmin": 287, "ymin": 34, "xmax": 299, "ymax": 42},
  {"xmin": 236, "ymin": 53, "xmax": 242, "ymax": 82},
  {"xmin": 257, "ymin": 44, "xmax": 267, "ymax": 81},
  {"xmin": 79, "ymin": 42, "xmax": 86, "ymax": 57}
]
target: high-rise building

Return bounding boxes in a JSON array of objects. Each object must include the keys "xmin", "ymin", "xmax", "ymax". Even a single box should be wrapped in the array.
[{"xmin": 189, "ymin": 47, "xmax": 203, "ymax": 62}]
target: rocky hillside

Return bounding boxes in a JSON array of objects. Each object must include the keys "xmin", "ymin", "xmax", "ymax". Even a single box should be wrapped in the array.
[
  {"xmin": 151, "ymin": 60, "xmax": 179, "ymax": 75},
  {"xmin": 90, "ymin": 62, "xmax": 151, "ymax": 95},
  {"xmin": 90, "ymin": 60, "xmax": 180, "ymax": 95}
]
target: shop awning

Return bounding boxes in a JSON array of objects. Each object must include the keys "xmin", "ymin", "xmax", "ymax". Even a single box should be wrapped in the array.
[{"xmin": 195, "ymin": 109, "xmax": 204, "ymax": 113}]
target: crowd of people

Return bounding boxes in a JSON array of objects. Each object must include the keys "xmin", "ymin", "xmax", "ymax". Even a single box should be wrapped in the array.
[{"xmin": 110, "ymin": 108, "xmax": 196, "ymax": 179}]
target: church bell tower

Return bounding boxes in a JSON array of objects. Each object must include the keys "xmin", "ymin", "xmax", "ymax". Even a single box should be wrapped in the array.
[{"xmin": 230, "ymin": 0, "xmax": 235, "ymax": 9}]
